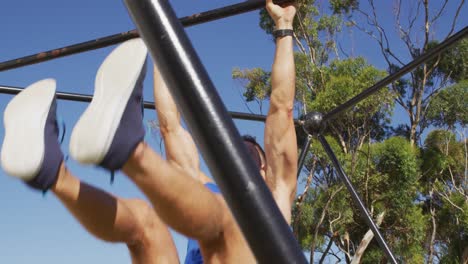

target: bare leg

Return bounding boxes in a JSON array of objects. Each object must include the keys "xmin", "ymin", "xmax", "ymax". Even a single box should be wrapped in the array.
[
  {"xmin": 122, "ymin": 143, "xmax": 224, "ymax": 242},
  {"xmin": 52, "ymin": 163, "xmax": 179, "ymax": 264},
  {"xmin": 153, "ymin": 66, "xmax": 211, "ymax": 183},
  {"xmin": 118, "ymin": 67, "xmax": 222, "ymax": 242}
]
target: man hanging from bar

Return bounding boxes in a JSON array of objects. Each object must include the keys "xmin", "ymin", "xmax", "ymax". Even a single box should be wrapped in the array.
[{"xmin": 0, "ymin": 0, "xmax": 297, "ymax": 263}]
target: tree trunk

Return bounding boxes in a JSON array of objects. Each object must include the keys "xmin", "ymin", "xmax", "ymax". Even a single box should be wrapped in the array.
[
  {"xmin": 428, "ymin": 190, "xmax": 437, "ymax": 264},
  {"xmin": 309, "ymin": 187, "xmax": 343, "ymax": 263},
  {"xmin": 309, "ymin": 204, "xmax": 330, "ymax": 263},
  {"xmin": 350, "ymin": 212, "xmax": 385, "ymax": 264},
  {"xmin": 409, "ymin": 121, "xmax": 418, "ymax": 146},
  {"xmin": 462, "ymin": 245, "xmax": 468, "ymax": 264}
]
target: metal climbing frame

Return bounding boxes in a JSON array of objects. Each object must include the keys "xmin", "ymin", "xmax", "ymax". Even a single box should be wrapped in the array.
[
  {"xmin": 123, "ymin": 1, "xmax": 467, "ymax": 262},
  {"xmin": 0, "ymin": 1, "xmax": 305, "ymax": 263},
  {"xmin": 1, "ymin": 0, "xmax": 467, "ymax": 262},
  {"xmin": 0, "ymin": 84, "xmax": 276, "ymax": 122},
  {"xmin": 0, "ymin": 0, "xmax": 292, "ymax": 72},
  {"xmin": 124, "ymin": 0, "xmax": 307, "ymax": 263},
  {"xmin": 299, "ymin": 26, "xmax": 468, "ymax": 264}
]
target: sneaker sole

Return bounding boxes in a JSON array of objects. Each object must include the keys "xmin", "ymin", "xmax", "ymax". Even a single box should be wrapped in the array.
[
  {"xmin": 1, "ymin": 79, "xmax": 57, "ymax": 180},
  {"xmin": 69, "ymin": 38, "xmax": 147, "ymax": 165}
]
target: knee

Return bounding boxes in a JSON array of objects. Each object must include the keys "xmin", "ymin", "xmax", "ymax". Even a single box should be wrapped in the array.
[
  {"xmin": 125, "ymin": 199, "xmax": 166, "ymax": 248},
  {"xmin": 123, "ymin": 142, "xmax": 149, "ymax": 174}
]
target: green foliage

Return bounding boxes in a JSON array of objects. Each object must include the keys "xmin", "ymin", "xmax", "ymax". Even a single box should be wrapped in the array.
[
  {"xmin": 422, "ymin": 130, "xmax": 465, "ymax": 184},
  {"xmin": 309, "ymin": 135, "xmax": 345, "ymax": 165},
  {"xmin": 367, "ymin": 138, "xmax": 424, "ymax": 261},
  {"xmin": 294, "ymin": 187, "xmax": 335, "ymax": 249},
  {"xmin": 393, "ymin": 207, "xmax": 426, "ymax": 262},
  {"xmin": 421, "ymin": 130, "xmax": 467, "ymax": 262},
  {"xmin": 232, "ymin": 67, "xmax": 270, "ymax": 102},
  {"xmin": 361, "ymin": 248, "xmax": 383, "ymax": 264},
  {"xmin": 361, "ymin": 207, "xmax": 426, "ymax": 263},
  {"xmin": 439, "ymin": 247, "xmax": 462, "ymax": 264},
  {"xmin": 297, "ymin": 136, "xmax": 426, "ymax": 262},
  {"xmin": 431, "ymin": 39, "xmax": 468, "ymax": 83},
  {"xmin": 436, "ymin": 191, "xmax": 468, "ymax": 263},
  {"xmin": 426, "ymin": 80, "xmax": 468, "ymax": 129},
  {"xmin": 309, "ymin": 57, "xmax": 394, "ymax": 151},
  {"xmin": 235, "ymin": 0, "xmax": 468, "ymax": 262},
  {"xmin": 329, "ymin": 0, "xmax": 359, "ymax": 14},
  {"xmin": 372, "ymin": 137, "xmax": 419, "ymax": 189},
  {"xmin": 236, "ymin": 0, "xmax": 354, "ymax": 119},
  {"xmin": 309, "ymin": 57, "xmax": 389, "ymax": 112}
]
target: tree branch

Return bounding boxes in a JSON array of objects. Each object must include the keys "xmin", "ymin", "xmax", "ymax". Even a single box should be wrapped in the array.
[
  {"xmin": 445, "ymin": 0, "xmax": 466, "ymax": 39},
  {"xmin": 310, "ymin": 186, "xmax": 344, "ymax": 263},
  {"xmin": 350, "ymin": 211, "xmax": 385, "ymax": 264},
  {"xmin": 430, "ymin": 0, "xmax": 449, "ymax": 24},
  {"xmin": 435, "ymin": 189, "xmax": 465, "ymax": 212}
]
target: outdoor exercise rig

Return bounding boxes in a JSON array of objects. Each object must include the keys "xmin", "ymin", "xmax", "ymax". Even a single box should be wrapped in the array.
[{"xmin": 0, "ymin": 0, "xmax": 466, "ymax": 263}]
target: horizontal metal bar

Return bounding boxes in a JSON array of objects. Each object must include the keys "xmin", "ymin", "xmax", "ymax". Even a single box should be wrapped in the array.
[
  {"xmin": 0, "ymin": 84, "xmax": 276, "ymax": 122},
  {"xmin": 323, "ymin": 26, "xmax": 468, "ymax": 122},
  {"xmin": 0, "ymin": 0, "xmax": 292, "ymax": 72}
]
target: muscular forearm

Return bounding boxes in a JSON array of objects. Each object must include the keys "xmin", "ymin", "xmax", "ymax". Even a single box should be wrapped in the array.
[
  {"xmin": 270, "ymin": 36, "xmax": 295, "ymax": 110},
  {"xmin": 270, "ymin": 20, "xmax": 295, "ymax": 110}
]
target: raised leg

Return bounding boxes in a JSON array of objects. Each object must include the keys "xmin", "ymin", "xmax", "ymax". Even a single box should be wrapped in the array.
[
  {"xmin": 153, "ymin": 66, "xmax": 210, "ymax": 183},
  {"xmin": 52, "ymin": 162, "xmax": 179, "ymax": 264},
  {"xmin": 122, "ymin": 142, "xmax": 224, "ymax": 242},
  {"xmin": 69, "ymin": 39, "xmax": 225, "ymax": 243},
  {"xmin": 0, "ymin": 77, "xmax": 179, "ymax": 264}
]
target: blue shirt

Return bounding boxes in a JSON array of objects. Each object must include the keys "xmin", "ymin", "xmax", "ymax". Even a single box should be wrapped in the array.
[{"xmin": 184, "ymin": 183, "xmax": 220, "ymax": 264}]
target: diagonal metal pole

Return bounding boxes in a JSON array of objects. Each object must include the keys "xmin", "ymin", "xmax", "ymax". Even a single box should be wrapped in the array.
[
  {"xmin": 0, "ymin": 84, "xmax": 276, "ymax": 123},
  {"xmin": 296, "ymin": 135, "xmax": 312, "ymax": 179},
  {"xmin": 0, "ymin": 0, "xmax": 292, "ymax": 72},
  {"xmin": 123, "ymin": 0, "xmax": 306, "ymax": 263},
  {"xmin": 317, "ymin": 134, "xmax": 397, "ymax": 264},
  {"xmin": 323, "ymin": 26, "xmax": 468, "ymax": 123}
]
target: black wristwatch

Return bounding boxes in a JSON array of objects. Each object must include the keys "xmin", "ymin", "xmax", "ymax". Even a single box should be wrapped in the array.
[{"xmin": 273, "ymin": 29, "xmax": 294, "ymax": 40}]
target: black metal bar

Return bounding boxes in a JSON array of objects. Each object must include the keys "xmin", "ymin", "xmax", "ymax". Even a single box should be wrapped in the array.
[
  {"xmin": 323, "ymin": 26, "xmax": 468, "ymax": 122},
  {"xmin": 228, "ymin": 110, "xmax": 266, "ymax": 122},
  {"xmin": 123, "ymin": 0, "xmax": 306, "ymax": 263},
  {"xmin": 317, "ymin": 134, "xmax": 397, "ymax": 264},
  {"xmin": 0, "ymin": 0, "xmax": 292, "ymax": 72},
  {"xmin": 296, "ymin": 135, "xmax": 311, "ymax": 179},
  {"xmin": 0, "ymin": 84, "xmax": 274, "ymax": 122}
]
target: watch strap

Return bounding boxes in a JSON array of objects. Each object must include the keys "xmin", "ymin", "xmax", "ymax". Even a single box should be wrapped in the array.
[{"xmin": 273, "ymin": 29, "xmax": 294, "ymax": 39}]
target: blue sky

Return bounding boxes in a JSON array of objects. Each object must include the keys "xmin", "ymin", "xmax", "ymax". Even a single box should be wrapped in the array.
[{"xmin": 0, "ymin": 1, "xmax": 466, "ymax": 263}]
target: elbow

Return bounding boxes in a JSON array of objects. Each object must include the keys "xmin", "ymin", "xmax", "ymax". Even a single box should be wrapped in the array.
[
  {"xmin": 268, "ymin": 102, "xmax": 294, "ymax": 120},
  {"xmin": 159, "ymin": 119, "xmax": 182, "ymax": 136},
  {"xmin": 269, "ymin": 90, "xmax": 294, "ymax": 113},
  {"xmin": 158, "ymin": 112, "xmax": 181, "ymax": 135}
]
